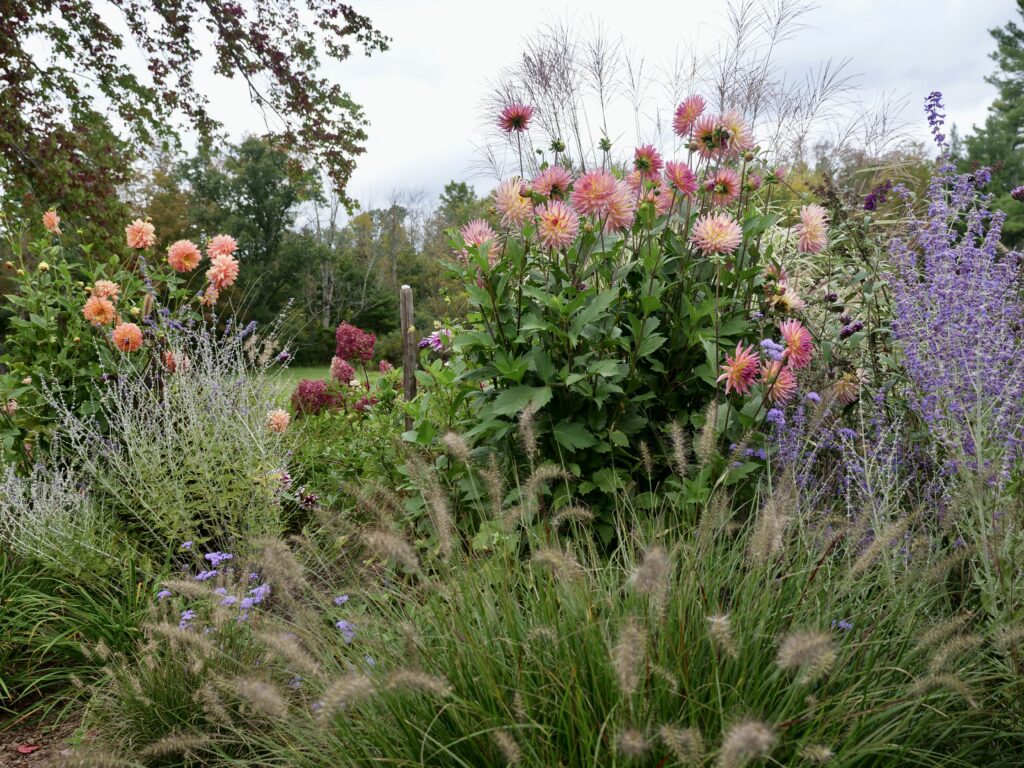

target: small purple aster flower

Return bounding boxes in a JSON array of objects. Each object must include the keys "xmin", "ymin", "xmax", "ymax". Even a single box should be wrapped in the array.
[
  {"xmin": 288, "ymin": 675, "xmax": 302, "ymax": 689},
  {"xmin": 760, "ymin": 338, "xmax": 785, "ymax": 361},
  {"xmin": 179, "ymin": 609, "xmax": 196, "ymax": 630},
  {"xmin": 248, "ymin": 572, "xmax": 259, "ymax": 582},
  {"xmin": 335, "ymin": 619, "xmax": 356, "ymax": 644},
  {"xmin": 248, "ymin": 583, "xmax": 271, "ymax": 604},
  {"xmin": 765, "ymin": 408, "xmax": 786, "ymax": 428},
  {"xmin": 194, "ymin": 569, "xmax": 218, "ymax": 582},
  {"xmin": 837, "ymin": 427, "xmax": 857, "ymax": 440},
  {"xmin": 1012, "ymin": 186, "xmax": 1024, "ymax": 202},
  {"xmin": 831, "ymin": 618, "xmax": 854, "ymax": 632},
  {"xmin": 333, "ymin": 595, "xmax": 350, "ymax": 606},
  {"xmin": 204, "ymin": 551, "xmax": 234, "ymax": 567},
  {"xmin": 221, "ymin": 595, "xmax": 238, "ymax": 607},
  {"xmin": 805, "ymin": 391, "xmax": 821, "ymax": 403},
  {"xmin": 213, "ymin": 587, "xmax": 228, "ymax": 595},
  {"xmin": 156, "ymin": 589, "xmax": 172, "ymax": 601},
  {"xmin": 180, "ymin": 541, "xmax": 193, "ymax": 551}
]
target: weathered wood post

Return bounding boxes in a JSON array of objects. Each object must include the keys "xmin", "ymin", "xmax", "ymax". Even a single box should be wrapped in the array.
[{"xmin": 400, "ymin": 284, "xmax": 416, "ymax": 430}]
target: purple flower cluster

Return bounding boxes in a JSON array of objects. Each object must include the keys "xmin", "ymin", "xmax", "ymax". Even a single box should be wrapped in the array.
[
  {"xmin": 290, "ymin": 379, "xmax": 343, "ymax": 416},
  {"xmin": 335, "ymin": 322, "xmax": 376, "ymax": 363},
  {"xmin": 889, "ymin": 92, "xmax": 1024, "ymax": 474},
  {"xmin": 863, "ymin": 179, "xmax": 893, "ymax": 211},
  {"xmin": 1012, "ymin": 186, "xmax": 1024, "ymax": 202},
  {"xmin": 418, "ymin": 328, "xmax": 452, "ymax": 352}
]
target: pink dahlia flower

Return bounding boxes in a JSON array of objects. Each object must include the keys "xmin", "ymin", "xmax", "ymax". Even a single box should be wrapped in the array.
[
  {"xmin": 536, "ymin": 200, "xmax": 580, "ymax": 250},
  {"xmin": 379, "ymin": 360, "xmax": 394, "ymax": 374},
  {"xmin": 498, "ymin": 103, "xmax": 534, "ymax": 133},
  {"xmin": 266, "ymin": 408, "xmax": 291, "ymax": 433},
  {"xmin": 125, "ymin": 219, "xmax": 156, "ymax": 250},
  {"xmin": 207, "ymin": 234, "xmax": 238, "ymax": 259},
  {"xmin": 673, "ymin": 95, "xmax": 706, "ymax": 138},
  {"xmin": 43, "ymin": 209, "xmax": 61, "ymax": 235},
  {"xmin": 494, "ymin": 178, "xmax": 532, "ymax": 227},
  {"xmin": 206, "ymin": 254, "xmax": 239, "ymax": 291},
  {"xmin": 664, "ymin": 161, "xmax": 698, "ymax": 197},
  {"xmin": 112, "ymin": 322, "xmax": 143, "ymax": 352},
  {"xmin": 779, "ymin": 319, "xmax": 814, "ymax": 370},
  {"xmin": 796, "ymin": 204, "xmax": 829, "ymax": 253},
  {"xmin": 633, "ymin": 144, "xmax": 664, "ymax": 178},
  {"xmin": 719, "ymin": 110, "xmax": 754, "ymax": 156},
  {"xmin": 460, "ymin": 219, "xmax": 500, "ymax": 266},
  {"xmin": 571, "ymin": 170, "xmax": 618, "ymax": 217},
  {"xmin": 690, "ymin": 213, "xmax": 743, "ymax": 255},
  {"xmin": 91, "ymin": 280, "xmax": 121, "ymax": 301},
  {"xmin": 167, "ymin": 240, "xmax": 202, "ymax": 272},
  {"xmin": 704, "ymin": 167, "xmax": 742, "ymax": 207},
  {"xmin": 603, "ymin": 181, "xmax": 637, "ymax": 232},
  {"xmin": 718, "ymin": 342, "xmax": 759, "ymax": 396},
  {"xmin": 761, "ymin": 360, "xmax": 798, "ymax": 404},
  {"xmin": 531, "ymin": 165, "xmax": 573, "ymax": 198}
]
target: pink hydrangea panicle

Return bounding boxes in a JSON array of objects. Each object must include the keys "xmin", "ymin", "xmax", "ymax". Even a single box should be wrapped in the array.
[
  {"xmin": 378, "ymin": 360, "xmax": 394, "ymax": 374},
  {"xmin": 334, "ymin": 322, "xmax": 376, "ymax": 362},
  {"xmin": 460, "ymin": 219, "xmax": 500, "ymax": 266},
  {"xmin": 779, "ymin": 319, "xmax": 814, "ymax": 370},
  {"xmin": 690, "ymin": 213, "xmax": 743, "ymax": 255},
  {"xmin": 43, "ymin": 209, "xmax": 61, "ymax": 235},
  {"xmin": 266, "ymin": 408, "xmax": 291, "ymax": 433},
  {"xmin": 207, "ymin": 234, "xmax": 238, "ymax": 259},
  {"xmin": 125, "ymin": 219, "xmax": 156, "ymax": 250},
  {"xmin": 167, "ymin": 239, "xmax": 202, "ymax": 272},
  {"xmin": 796, "ymin": 204, "xmax": 829, "ymax": 253},
  {"xmin": 498, "ymin": 103, "xmax": 534, "ymax": 133},
  {"xmin": 761, "ymin": 360, "xmax": 798, "ymax": 404},
  {"xmin": 673, "ymin": 95, "xmax": 706, "ymax": 138},
  {"xmin": 536, "ymin": 200, "xmax": 580, "ymax": 250},
  {"xmin": 330, "ymin": 355, "xmax": 356, "ymax": 384},
  {"xmin": 531, "ymin": 166, "xmax": 573, "ymax": 199},
  {"xmin": 718, "ymin": 342, "xmax": 759, "ymax": 395},
  {"xmin": 206, "ymin": 254, "xmax": 240, "ymax": 291},
  {"xmin": 91, "ymin": 280, "xmax": 121, "ymax": 301},
  {"xmin": 112, "ymin": 322, "xmax": 144, "ymax": 352},
  {"xmin": 603, "ymin": 181, "xmax": 637, "ymax": 232},
  {"xmin": 571, "ymin": 170, "xmax": 618, "ymax": 217},
  {"xmin": 633, "ymin": 144, "xmax": 664, "ymax": 178},
  {"xmin": 494, "ymin": 178, "xmax": 532, "ymax": 227},
  {"xmin": 664, "ymin": 161, "xmax": 698, "ymax": 198},
  {"xmin": 704, "ymin": 167, "xmax": 742, "ymax": 207}
]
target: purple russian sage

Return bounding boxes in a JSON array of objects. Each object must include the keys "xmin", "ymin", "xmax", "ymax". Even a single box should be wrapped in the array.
[{"xmin": 889, "ymin": 92, "xmax": 1024, "ymax": 478}]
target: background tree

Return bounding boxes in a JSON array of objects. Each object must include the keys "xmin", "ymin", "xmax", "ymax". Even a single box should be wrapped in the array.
[
  {"xmin": 964, "ymin": 0, "xmax": 1024, "ymax": 245},
  {"xmin": 0, "ymin": 0, "xmax": 387, "ymax": 249}
]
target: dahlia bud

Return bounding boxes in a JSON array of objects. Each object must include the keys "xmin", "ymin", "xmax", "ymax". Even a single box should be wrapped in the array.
[
  {"xmin": 824, "ymin": 292, "xmax": 838, "ymax": 303},
  {"xmin": 37, "ymin": 262, "xmax": 50, "ymax": 272},
  {"xmin": 687, "ymin": 140, "xmax": 699, "ymax": 152},
  {"xmin": 584, "ymin": 221, "xmax": 594, "ymax": 233},
  {"xmin": 21, "ymin": 377, "xmax": 31, "ymax": 385},
  {"xmin": 72, "ymin": 336, "xmax": 81, "ymax": 344},
  {"xmin": 3, "ymin": 261, "xmax": 13, "ymax": 270},
  {"xmin": 598, "ymin": 136, "xmax": 612, "ymax": 153},
  {"xmin": 16, "ymin": 269, "xmax": 24, "ymax": 276},
  {"xmin": 130, "ymin": 307, "xmax": 141, "ymax": 317},
  {"xmin": 742, "ymin": 151, "xmax": 755, "ymax": 162}
]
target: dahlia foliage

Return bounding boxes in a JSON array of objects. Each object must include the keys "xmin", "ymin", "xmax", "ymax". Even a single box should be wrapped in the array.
[{"xmin": 449, "ymin": 95, "xmax": 841, "ymax": 502}]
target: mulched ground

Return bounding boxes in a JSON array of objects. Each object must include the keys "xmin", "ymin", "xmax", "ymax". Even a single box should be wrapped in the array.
[{"xmin": 0, "ymin": 713, "xmax": 86, "ymax": 766}]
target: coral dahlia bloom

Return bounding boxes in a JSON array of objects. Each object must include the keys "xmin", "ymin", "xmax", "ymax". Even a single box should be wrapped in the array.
[
  {"xmin": 266, "ymin": 408, "xmax": 291, "ymax": 433},
  {"xmin": 207, "ymin": 234, "xmax": 238, "ymax": 259},
  {"xmin": 603, "ymin": 181, "xmax": 637, "ymax": 232},
  {"xmin": 83, "ymin": 295, "xmax": 117, "ymax": 326},
  {"xmin": 796, "ymin": 204, "xmax": 829, "ymax": 253},
  {"xmin": 536, "ymin": 200, "xmax": 580, "ymax": 250},
  {"xmin": 531, "ymin": 166, "xmax": 573, "ymax": 198},
  {"xmin": 571, "ymin": 170, "xmax": 618, "ymax": 217},
  {"xmin": 779, "ymin": 319, "xmax": 814, "ymax": 370},
  {"xmin": 460, "ymin": 219, "xmax": 500, "ymax": 266},
  {"xmin": 167, "ymin": 239, "xmax": 202, "ymax": 272},
  {"xmin": 761, "ymin": 360, "xmax": 797, "ymax": 404},
  {"xmin": 664, "ymin": 161, "xmax": 698, "ymax": 197},
  {"xmin": 494, "ymin": 178, "xmax": 532, "ymax": 227},
  {"xmin": 718, "ymin": 342, "xmax": 759, "ymax": 395},
  {"xmin": 91, "ymin": 279, "xmax": 121, "ymax": 301},
  {"xmin": 704, "ymin": 167, "xmax": 742, "ymax": 207},
  {"xmin": 498, "ymin": 103, "xmax": 534, "ymax": 133},
  {"xmin": 633, "ymin": 144, "xmax": 664, "ymax": 178},
  {"xmin": 112, "ymin": 322, "xmax": 143, "ymax": 352},
  {"xmin": 206, "ymin": 254, "xmax": 239, "ymax": 291},
  {"xmin": 125, "ymin": 219, "xmax": 156, "ymax": 249},
  {"xmin": 43, "ymin": 209, "xmax": 61, "ymax": 235},
  {"xmin": 690, "ymin": 213, "xmax": 743, "ymax": 255},
  {"xmin": 673, "ymin": 95, "xmax": 706, "ymax": 138}
]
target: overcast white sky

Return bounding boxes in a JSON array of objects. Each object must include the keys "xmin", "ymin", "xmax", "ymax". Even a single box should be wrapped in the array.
[{"xmin": 193, "ymin": 0, "xmax": 1013, "ymax": 210}]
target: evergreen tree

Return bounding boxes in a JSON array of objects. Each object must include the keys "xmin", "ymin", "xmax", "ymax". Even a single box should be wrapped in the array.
[{"xmin": 964, "ymin": 1, "xmax": 1024, "ymax": 245}]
